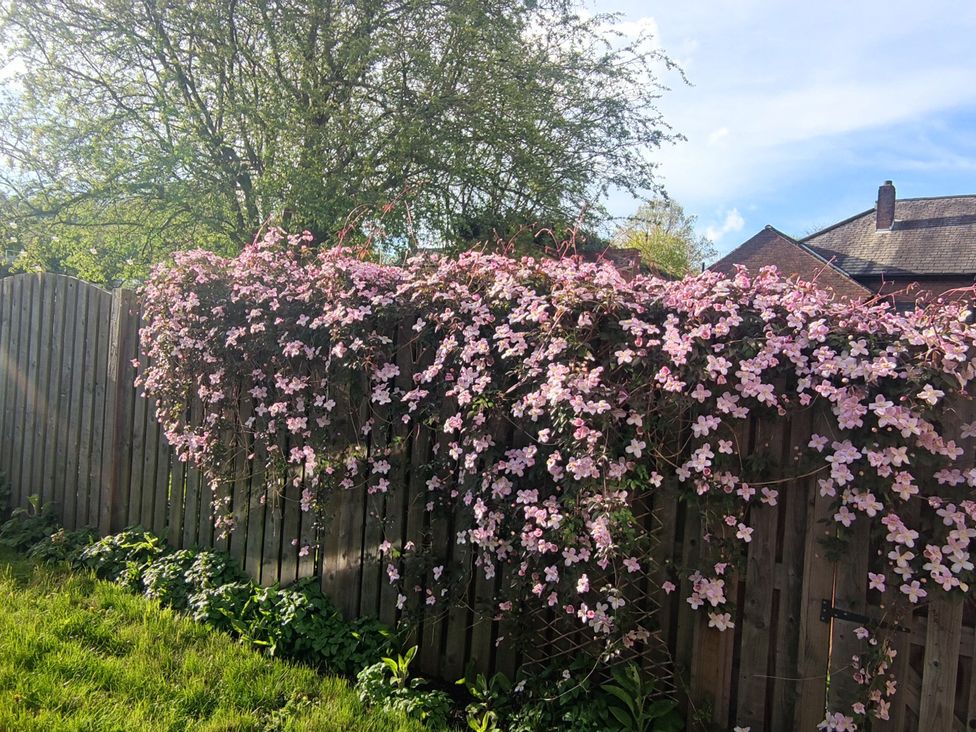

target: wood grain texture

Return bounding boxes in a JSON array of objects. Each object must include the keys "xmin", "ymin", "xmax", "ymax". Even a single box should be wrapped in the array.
[{"xmin": 918, "ymin": 598, "xmax": 964, "ymax": 730}]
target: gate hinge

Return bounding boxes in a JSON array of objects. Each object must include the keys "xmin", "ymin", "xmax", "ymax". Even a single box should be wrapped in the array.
[{"xmin": 819, "ymin": 599, "xmax": 910, "ymax": 633}]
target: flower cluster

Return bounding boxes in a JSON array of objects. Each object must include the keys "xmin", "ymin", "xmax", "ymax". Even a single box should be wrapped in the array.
[
  {"xmin": 140, "ymin": 229, "xmax": 976, "ymax": 716},
  {"xmin": 818, "ymin": 627, "xmax": 898, "ymax": 731}
]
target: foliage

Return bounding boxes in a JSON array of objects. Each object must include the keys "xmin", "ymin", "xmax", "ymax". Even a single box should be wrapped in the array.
[
  {"xmin": 26, "ymin": 526, "xmax": 96, "ymax": 564},
  {"xmin": 141, "ymin": 549, "xmax": 200, "ymax": 610},
  {"xmin": 184, "ymin": 549, "xmax": 246, "ymax": 589},
  {"xmin": 0, "ymin": 494, "xmax": 59, "ymax": 551},
  {"xmin": 458, "ymin": 669, "xmax": 513, "ymax": 730},
  {"xmin": 230, "ymin": 579, "xmax": 393, "ymax": 676},
  {"xmin": 140, "ymin": 230, "xmax": 976, "ymax": 728},
  {"xmin": 612, "ymin": 199, "xmax": 716, "ymax": 277},
  {"xmin": 187, "ymin": 579, "xmax": 254, "ymax": 634},
  {"xmin": 601, "ymin": 664, "xmax": 683, "ymax": 732},
  {"xmin": 0, "ymin": 0, "xmax": 679, "ymax": 282},
  {"xmin": 77, "ymin": 527, "xmax": 165, "ymax": 587},
  {"xmin": 356, "ymin": 646, "xmax": 452, "ymax": 728},
  {"xmin": 504, "ymin": 658, "xmax": 611, "ymax": 732},
  {"xmin": 69, "ymin": 527, "xmax": 392, "ymax": 677},
  {"xmin": 143, "ymin": 548, "xmax": 246, "ymax": 611},
  {"xmin": 0, "ymin": 546, "xmax": 429, "ymax": 732}
]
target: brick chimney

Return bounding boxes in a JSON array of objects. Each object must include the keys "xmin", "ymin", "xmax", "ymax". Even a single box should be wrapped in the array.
[{"xmin": 876, "ymin": 180, "xmax": 895, "ymax": 231}]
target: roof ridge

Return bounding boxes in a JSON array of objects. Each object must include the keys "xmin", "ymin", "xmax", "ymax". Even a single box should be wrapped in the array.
[
  {"xmin": 800, "ymin": 207, "xmax": 874, "ymax": 242},
  {"xmin": 776, "ymin": 229, "xmax": 865, "ymax": 283},
  {"xmin": 895, "ymin": 193, "xmax": 976, "ymax": 202},
  {"xmin": 755, "ymin": 226, "xmax": 868, "ymax": 291}
]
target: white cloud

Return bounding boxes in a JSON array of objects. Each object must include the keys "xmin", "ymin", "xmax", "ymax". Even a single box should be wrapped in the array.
[
  {"xmin": 591, "ymin": 0, "xmax": 976, "ymax": 238},
  {"xmin": 609, "ymin": 16, "xmax": 659, "ymax": 41},
  {"xmin": 707, "ymin": 127, "xmax": 729, "ymax": 146},
  {"xmin": 704, "ymin": 209, "xmax": 745, "ymax": 243}
]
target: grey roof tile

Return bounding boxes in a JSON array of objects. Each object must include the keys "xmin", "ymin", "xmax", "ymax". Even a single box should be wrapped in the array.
[{"xmin": 802, "ymin": 196, "xmax": 976, "ymax": 276}]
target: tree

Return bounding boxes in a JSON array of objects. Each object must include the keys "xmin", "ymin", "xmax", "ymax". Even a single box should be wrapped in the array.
[
  {"xmin": 612, "ymin": 199, "xmax": 715, "ymax": 277},
  {"xmin": 0, "ymin": 0, "xmax": 678, "ymax": 284}
]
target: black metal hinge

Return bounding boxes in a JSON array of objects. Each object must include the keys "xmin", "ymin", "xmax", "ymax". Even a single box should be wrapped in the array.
[{"xmin": 819, "ymin": 599, "xmax": 911, "ymax": 633}]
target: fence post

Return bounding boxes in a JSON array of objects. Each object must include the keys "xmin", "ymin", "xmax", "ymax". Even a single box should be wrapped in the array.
[{"xmin": 99, "ymin": 288, "xmax": 138, "ymax": 535}]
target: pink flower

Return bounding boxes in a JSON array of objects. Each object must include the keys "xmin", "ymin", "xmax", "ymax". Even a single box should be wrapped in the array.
[
  {"xmin": 625, "ymin": 439, "xmax": 646, "ymax": 458},
  {"xmin": 868, "ymin": 572, "xmax": 886, "ymax": 592},
  {"xmin": 900, "ymin": 580, "xmax": 927, "ymax": 603},
  {"xmin": 708, "ymin": 612, "xmax": 734, "ymax": 631}
]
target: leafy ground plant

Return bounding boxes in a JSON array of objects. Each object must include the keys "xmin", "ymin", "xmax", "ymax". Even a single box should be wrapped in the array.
[
  {"xmin": 229, "ymin": 578, "xmax": 393, "ymax": 675},
  {"xmin": 26, "ymin": 527, "xmax": 96, "ymax": 564},
  {"xmin": 601, "ymin": 664, "xmax": 683, "ymax": 732},
  {"xmin": 0, "ymin": 495, "xmax": 59, "ymax": 551},
  {"xmin": 77, "ymin": 528, "xmax": 165, "ymax": 587},
  {"xmin": 356, "ymin": 646, "xmax": 453, "ymax": 728},
  {"xmin": 0, "ymin": 546, "xmax": 429, "ymax": 732}
]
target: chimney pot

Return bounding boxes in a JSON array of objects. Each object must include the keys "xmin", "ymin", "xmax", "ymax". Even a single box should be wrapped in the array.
[{"xmin": 876, "ymin": 180, "xmax": 896, "ymax": 231}]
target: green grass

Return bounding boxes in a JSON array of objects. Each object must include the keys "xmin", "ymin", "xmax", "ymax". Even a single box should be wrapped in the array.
[{"xmin": 0, "ymin": 547, "xmax": 428, "ymax": 732}]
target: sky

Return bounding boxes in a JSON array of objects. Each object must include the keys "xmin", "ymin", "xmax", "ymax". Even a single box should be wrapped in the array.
[{"xmin": 590, "ymin": 0, "xmax": 976, "ymax": 259}]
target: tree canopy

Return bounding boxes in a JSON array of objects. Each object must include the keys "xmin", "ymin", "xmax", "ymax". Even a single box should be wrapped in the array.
[
  {"xmin": 0, "ymin": 0, "xmax": 678, "ymax": 283},
  {"xmin": 612, "ymin": 198, "xmax": 715, "ymax": 277}
]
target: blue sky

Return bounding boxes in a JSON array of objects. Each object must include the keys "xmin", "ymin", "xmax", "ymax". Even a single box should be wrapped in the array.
[{"xmin": 590, "ymin": 1, "xmax": 976, "ymax": 258}]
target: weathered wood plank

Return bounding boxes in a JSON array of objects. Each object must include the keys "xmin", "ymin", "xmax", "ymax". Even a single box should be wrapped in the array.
[
  {"xmin": 415, "ymin": 425, "xmax": 445, "ymax": 672},
  {"xmin": 168, "ymin": 450, "xmax": 188, "ymax": 546},
  {"xmin": 128, "ymin": 311, "xmax": 148, "ymax": 527},
  {"xmin": 918, "ymin": 597, "xmax": 965, "ymax": 730},
  {"xmin": 40, "ymin": 276, "xmax": 67, "ymax": 515},
  {"xmin": 0, "ymin": 278, "xmax": 7, "ymax": 442},
  {"xmin": 139, "ymin": 352, "xmax": 166, "ymax": 533},
  {"xmin": 279, "ymin": 435, "xmax": 302, "ymax": 585},
  {"xmin": 967, "ymin": 619, "xmax": 976, "ymax": 732},
  {"xmin": 196, "ymin": 419, "xmax": 217, "ymax": 549},
  {"xmin": 793, "ymin": 414, "xmax": 838, "ymax": 731},
  {"xmin": 735, "ymin": 418, "xmax": 782, "ymax": 731},
  {"xmin": 244, "ymin": 438, "xmax": 267, "ymax": 580},
  {"xmin": 99, "ymin": 288, "xmax": 138, "ymax": 534},
  {"xmin": 20, "ymin": 274, "xmax": 45, "ymax": 507},
  {"xmin": 181, "ymin": 398, "xmax": 203, "ymax": 548},
  {"xmin": 0, "ymin": 277, "xmax": 23, "ymax": 493},
  {"xmin": 362, "ymin": 402, "xmax": 390, "ymax": 622},
  {"xmin": 826, "ymin": 519, "xmax": 871, "ymax": 713},
  {"xmin": 437, "ymin": 396, "xmax": 471, "ymax": 682},
  {"xmin": 331, "ymin": 377, "xmax": 366, "ymax": 614},
  {"xmin": 84, "ymin": 289, "xmax": 112, "ymax": 529},
  {"xmin": 690, "ymin": 611, "xmax": 737, "ymax": 727},
  {"xmin": 227, "ymin": 393, "xmax": 252, "ymax": 568},
  {"xmin": 10, "ymin": 276, "xmax": 32, "ymax": 508},
  {"xmin": 259, "ymin": 433, "xmax": 287, "ymax": 586},
  {"xmin": 770, "ymin": 409, "xmax": 814, "ymax": 732},
  {"xmin": 56, "ymin": 278, "xmax": 81, "ymax": 528},
  {"xmin": 333, "ymin": 481, "xmax": 364, "ymax": 614}
]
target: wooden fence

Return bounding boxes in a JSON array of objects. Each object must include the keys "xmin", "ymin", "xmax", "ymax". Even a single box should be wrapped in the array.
[{"xmin": 0, "ymin": 272, "xmax": 974, "ymax": 730}]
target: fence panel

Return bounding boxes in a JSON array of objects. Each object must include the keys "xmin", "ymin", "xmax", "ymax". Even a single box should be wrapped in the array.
[{"xmin": 0, "ymin": 271, "xmax": 974, "ymax": 726}]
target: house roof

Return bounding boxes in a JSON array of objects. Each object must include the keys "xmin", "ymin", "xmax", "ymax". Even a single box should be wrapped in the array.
[
  {"xmin": 802, "ymin": 195, "xmax": 976, "ymax": 277},
  {"xmin": 710, "ymin": 226, "xmax": 871, "ymax": 300}
]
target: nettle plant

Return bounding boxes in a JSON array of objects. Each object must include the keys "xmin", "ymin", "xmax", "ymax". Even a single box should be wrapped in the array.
[{"xmin": 140, "ymin": 229, "xmax": 976, "ymax": 730}]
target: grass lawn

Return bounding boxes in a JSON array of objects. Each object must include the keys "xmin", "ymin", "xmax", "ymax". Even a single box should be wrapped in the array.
[{"xmin": 0, "ymin": 547, "xmax": 428, "ymax": 732}]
